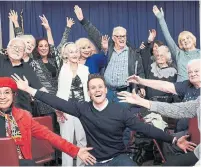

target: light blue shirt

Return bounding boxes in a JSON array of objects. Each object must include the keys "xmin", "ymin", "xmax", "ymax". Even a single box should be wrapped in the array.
[{"xmin": 104, "ymin": 46, "xmax": 129, "ymax": 87}]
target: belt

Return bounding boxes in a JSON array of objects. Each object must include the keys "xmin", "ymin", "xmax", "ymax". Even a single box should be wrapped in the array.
[
  {"xmin": 107, "ymin": 85, "xmax": 129, "ymax": 92},
  {"xmin": 97, "ymin": 157, "xmax": 113, "ymax": 163}
]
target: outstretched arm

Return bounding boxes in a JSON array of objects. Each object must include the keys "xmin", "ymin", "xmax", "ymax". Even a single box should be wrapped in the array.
[
  {"xmin": 117, "ymin": 91, "xmax": 199, "ymax": 119},
  {"xmin": 127, "ymin": 75, "xmax": 177, "ymax": 94},
  {"xmin": 31, "ymin": 117, "xmax": 96, "ymax": 165},
  {"xmin": 153, "ymin": 5, "xmax": 180, "ymax": 59},
  {"xmin": 12, "ymin": 74, "xmax": 81, "ymax": 118}
]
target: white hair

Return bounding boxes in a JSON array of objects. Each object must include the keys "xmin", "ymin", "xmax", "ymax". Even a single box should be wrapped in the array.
[
  {"xmin": 187, "ymin": 59, "xmax": 201, "ymax": 68},
  {"xmin": 112, "ymin": 26, "xmax": 127, "ymax": 36},
  {"xmin": 157, "ymin": 45, "xmax": 172, "ymax": 64},
  {"xmin": 7, "ymin": 38, "xmax": 26, "ymax": 49},
  {"xmin": 18, "ymin": 35, "xmax": 35, "ymax": 44}
]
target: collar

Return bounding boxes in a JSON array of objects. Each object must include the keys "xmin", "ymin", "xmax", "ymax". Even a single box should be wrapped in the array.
[
  {"xmin": 113, "ymin": 45, "xmax": 128, "ymax": 53},
  {"xmin": 93, "ymin": 99, "xmax": 109, "ymax": 111},
  {"xmin": 11, "ymin": 106, "xmax": 24, "ymax": 121}
]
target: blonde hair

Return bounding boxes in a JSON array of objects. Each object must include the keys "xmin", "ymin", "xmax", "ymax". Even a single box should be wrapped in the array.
[
  {"xmin": 75, "ymin": 38, "xmax": 97, "ymax": 55},
  {"xmin": 178, "ymin": 31, "xmax": 196, "ymax": 49},
  {"xmin": 112, "ymin": 26, "xmax": 127, "ymax": 36},
  {"xmin": 157, "ymin": 45, "xmax": 172, "ymax": 64}
]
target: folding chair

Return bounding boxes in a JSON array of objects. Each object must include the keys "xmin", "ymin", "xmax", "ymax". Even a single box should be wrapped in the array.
[
  {"xmin": 32, "ymin": 116, "xmax": 55, "ymax": 165},
  {"xmin": 0, "ymin": 137, "xmax": 19, "ymax": 166}
]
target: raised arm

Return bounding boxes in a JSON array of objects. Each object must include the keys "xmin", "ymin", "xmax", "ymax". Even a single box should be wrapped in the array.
[
  {"xmin": 153, "ymin": 5, "xmax": 180, "ymax": 59},
  {"xmin": 8, "ymin": 10, "xmax": 24, "ymax": 36},
  {"xmin": 117, "ymin": 91, "xmax": 199, "ymax": 119},
  {"xmin": 57, "ymin": 17, "xmax": 75, "ymax": 53},
  {"xmin": 39, "ymin": 15, "xmax": 54, "ymax": 46},
  {"xmin": 74, "ymin": 5, "xmax": 106, "ymax": 50},
  {"xmin": 127, "ymin": 75, "xmax": 177, "ymax": 94},
  {"xmin": 11, "ymin": 74, "xmax": 81, "ymax": 118}
]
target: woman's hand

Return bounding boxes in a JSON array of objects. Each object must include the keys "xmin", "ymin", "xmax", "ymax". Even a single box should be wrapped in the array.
[
  {"xmin": 39, "ymin": 14, "xmax": 51, "ymax": 31},
  {"xmin": 67, "ymin": 17, "xmax": 75, "ymax": 28},
  {"xmin": 74, "ymin": 5, "xmax": 84, "ymax": 21},
  {"xmin": 77, "ymin": 147, "xmax": 96, "ymax": 165}
]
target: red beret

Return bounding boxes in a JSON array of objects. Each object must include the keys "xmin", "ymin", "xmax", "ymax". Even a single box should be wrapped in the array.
[{"xmin": 0, "ymin": 77, "xmax": 18, "ymax": 91}]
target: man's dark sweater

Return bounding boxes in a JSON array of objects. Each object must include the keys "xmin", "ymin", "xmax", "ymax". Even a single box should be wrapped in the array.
[{"xmin": 35, "ymin": 91, "xmax": 174, "ymax": 161}]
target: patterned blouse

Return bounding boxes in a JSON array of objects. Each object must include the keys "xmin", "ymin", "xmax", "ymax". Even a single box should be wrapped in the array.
[{"xmin": 68, "ymin": 75, "xmax": 85, "ymax": 102}]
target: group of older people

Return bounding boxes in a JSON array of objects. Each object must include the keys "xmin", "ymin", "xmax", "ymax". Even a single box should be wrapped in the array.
[{"xmin": 0, "ymin": 4, "xmax": 200, "ymax": 167}]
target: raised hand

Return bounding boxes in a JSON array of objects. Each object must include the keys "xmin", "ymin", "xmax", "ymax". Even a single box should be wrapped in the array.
[
  {"xmin": 8, "ymin": 10, "xmax": 19, "ymax": 27},
  {"xmin": 66, "ymin": 17, "xmax": 75, "ymax": 28},
  {"xmin": 139, "ymin": 42, "xmax": 146, "ymax": 49},
  {"xmin": 117, "ymin": 90, "xmax": 142, "ymax": 104},
  {"xmin": 101, "ymin": 35, "xmax": 110, "ymax": 52},
  {"xmin": 148, "ymin": 29, "xmax": 157, "ymax": 42},
  {"xmin": 127, "ymin": 75, "xmax": 142, "ymax": 84},
  {"xmin": 153, "ymin": 5, "xmax": 164, "ymax": 16},
  {"xmin": 39, "ymin": 14, "xmax": 51, "ymax": 31},
  {"xmin": 77, "ymin": 147, "xmax": 96, "ymax": 165},
  {"xmin": 74, "ymin": 5, "xmax": 84, "ymax": 21},
  {"xmin": 11, "ymin": 73, "xmax": 29, "ymax": 92},
  {"xmin": 177, "ymin": 135, "xmax": 197, "ymax": 153}
]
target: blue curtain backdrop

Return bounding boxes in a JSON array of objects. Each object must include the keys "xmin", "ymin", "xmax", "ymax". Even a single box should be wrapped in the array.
[{"xmin": 0, "ymin": 1, "xmax": 200, "ymax": 49}]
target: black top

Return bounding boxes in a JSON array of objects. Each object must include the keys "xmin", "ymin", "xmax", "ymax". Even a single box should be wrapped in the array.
[
  {"xmin": 0, "ymin": 55, "xmax": 43, "ymax": 112},
  {"xmin": 0, "ymin": 108, "xmax": 12, "ymax": 137},
  {"xmin": 44, "ymin": 62, "xmax": 57, "ymax": 78},
  {"xmin": 175, "ymin": 80, "xmax": 200, "ymax": 102},
  {"xmin": 35, "ymin": 91, "xmax": 174, "ymax": 161}
]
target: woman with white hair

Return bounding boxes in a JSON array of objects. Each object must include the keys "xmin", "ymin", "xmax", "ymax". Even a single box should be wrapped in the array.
[
  {"xmin": 17, "ymin": 35, "xmax": 35, "ymax": 64},
  {"xmin": 140, "ymin": 30, "xmax": 177, "ymax": 102},
  {"xmin": 153, "ymin": 5, "xmax": 200, "ymax": 82},
  {"xmin": 56, "ymin": 42, "xmax": 89, "ymax": 166}
]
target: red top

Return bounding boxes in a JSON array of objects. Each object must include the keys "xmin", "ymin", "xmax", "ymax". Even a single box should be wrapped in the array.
[{"xmin": 12, "ymin": 106, "xmax": 79, "ymax": 159}]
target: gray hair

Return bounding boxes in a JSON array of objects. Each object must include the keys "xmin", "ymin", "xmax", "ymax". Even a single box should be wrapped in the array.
[
  {"xmin": 157, "ymin": 45, "xmax": 172, "ymax": 64},
  {"xmin": 187, "ymin": 59, "xmax": 201, "ymax": 68},
  {"xmin": 112, "ymin": 26, "xmax": 127, "ymax": 36},
  {"xmin": 7, "ymin": 38, "xmax": 26, "ymax": 50}
]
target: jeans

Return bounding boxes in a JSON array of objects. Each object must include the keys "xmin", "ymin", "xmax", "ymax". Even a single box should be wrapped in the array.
[{"xmin": 87, "ymin": 154, "xmax": 137, "ymax": 166}]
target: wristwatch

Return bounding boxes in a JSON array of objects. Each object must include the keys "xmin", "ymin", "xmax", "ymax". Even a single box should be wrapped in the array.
[{"xmin": 172, "ymin": 137, "xmax": 178, "ymax": 145}]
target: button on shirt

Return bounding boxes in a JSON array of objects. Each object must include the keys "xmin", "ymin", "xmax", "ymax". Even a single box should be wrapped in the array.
[{"xmin": 104, "ymin": 46, "xmax": 129, "ymax": 87}]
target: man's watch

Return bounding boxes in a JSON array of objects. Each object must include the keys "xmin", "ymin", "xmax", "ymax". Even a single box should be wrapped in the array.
[{"xmin": 172, "ymin": 137, "xmax": 178, "ymax": 145}]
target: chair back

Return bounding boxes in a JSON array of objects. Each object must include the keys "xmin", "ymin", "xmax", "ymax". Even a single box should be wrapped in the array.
[
  {"xmin": 0, "ymin": 137, "xmax": 19, "ymax": 166},
  {"xmin": 188, "ymin": 117, "xmax": 200, "ymax": 145},
  {"xmin": 32, "ymin": 116, "xmax": 55, "ymax": 164}
]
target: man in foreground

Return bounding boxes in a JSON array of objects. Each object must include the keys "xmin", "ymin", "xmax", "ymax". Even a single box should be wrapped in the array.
[{"xmin": 12, "ymin": 74, "xmax": 196, "ymax": 166}]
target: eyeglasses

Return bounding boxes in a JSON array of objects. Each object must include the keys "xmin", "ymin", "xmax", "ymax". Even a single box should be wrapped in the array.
[
  {"xmin": 0, "ymin": 91, "xmax": 13, "ymax": 97},
  {"xmin": 9, "ymin": 45, "xmax": 25, "ymax": 52},
  {"xmin": 113, "ymin": 35, "xmax": 126, "ymax": 39}
]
